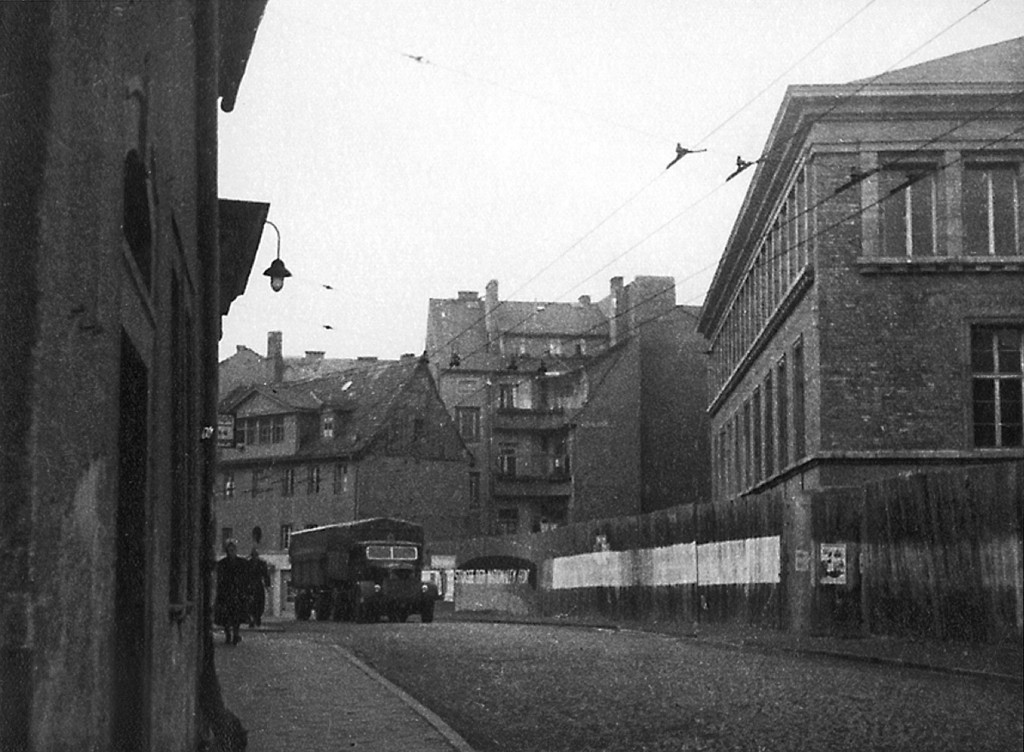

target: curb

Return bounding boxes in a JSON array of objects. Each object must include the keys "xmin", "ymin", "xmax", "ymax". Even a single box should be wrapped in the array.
[{"xmin": 331, "ymin": 645, "xmax": 478, "ymax": 752}]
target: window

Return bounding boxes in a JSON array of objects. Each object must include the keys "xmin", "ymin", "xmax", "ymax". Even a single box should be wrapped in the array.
[
  {"xmin": 281, "ymin": 467, "xmax": 295, "ymax": 497},
  {"xmin": 456, "ymin": 406, "xmax": 480, "ymax": 441},
  {"xmin": 307, "ymin": 465, "xmax": 321, "ymax": 494},
  {"xmin": 279, "ymin": 524, "xmax": 293, "ymax": 550},
  {"xmin": 971, "ymin": 326, "xmax": 1023, "ymax": 448},
  {"xmin": 251, "ymin": 468, "xmax": 267, "ymax": 496},
  {"xmin": 777, "ymin": 357, "xmax": 789, "ymax": 469},
  {"xmin": 221, "ymin": 527, "xmax": 233, "ymax": 548},
  {"xmin": 743, "ymin": 399, "xmax": 752, "ymax": 489},
  {"xmin": 964, "ymin": 164, "xmax": 1020, "ymax": 257},
  {"xmin": 333, "ymin": 462, "xmax": 348, "ymax": 494},
  {"xmin": 468, "ymin": 472, "xmax": 480, "ymax": 510},
  {"xmin": 498, "ymin": 384, "xmax": 516, "ymax": 409},
  {"xmin": 881, "ymin": 165, "xmax": 937, "ymax": 257},
  {"xmin": 498, "ymin": 443, "xmax": 517, "ymax": 477},
  {"xmin": 223, "ymin": 471, "xmax": 235, "ymax": 499},
  {"xmin": 236, "ymin": 416, "xmax": 284, "ymax": 445},
  {"xmin": 752, "ymin": 388, "xmax": 762, "ymax": 483},
  {"xmin": 322, "ymin": 413, "xmax": 334, "ymax": 439},
  {"xmin": 792, "ymin": 338, "xmax": 806, "ymax": 460},
  {"xmin": 496, "ymin": 508, "xmax": 519, "ymax": 535},
  {"xmin": 764, "ymin": 373, "xmax": 774, "ymax": 478}
]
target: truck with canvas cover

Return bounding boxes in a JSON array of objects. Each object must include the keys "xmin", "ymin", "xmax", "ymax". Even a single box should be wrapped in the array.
[{"xmin": 289, "ymin": 517, "xmax": 439, "ymax": 623}]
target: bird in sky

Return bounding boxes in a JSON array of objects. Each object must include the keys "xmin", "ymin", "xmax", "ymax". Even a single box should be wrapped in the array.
[
  {"xmin": 726, "ymin": 155, "xmax": 760, "ymax": 182},
  {"xmin": 665, "ymin": 143, "xmax": 706, "ymax": 170},
  {"xmin": 403, "ymin": 53, "xmax": 426, "ymax": 63},
  {"xmin": 323, "ymin": 324, "xmax": 334, "ymax": 330},
  {"xmin": 322, "ymin": 284, "xmax": 334, "ymax": 290}
]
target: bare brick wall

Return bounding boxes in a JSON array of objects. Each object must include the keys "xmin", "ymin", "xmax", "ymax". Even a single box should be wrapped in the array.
[
  {"xmin": 813, "ymin": 152, "xmax": 1024, "ymax": 452},
  {"xmin": 572, "ymin": 343, "xmax": 642, "ymax": 520}
]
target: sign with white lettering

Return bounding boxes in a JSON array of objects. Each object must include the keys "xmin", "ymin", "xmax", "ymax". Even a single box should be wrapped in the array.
[{"xmin": 217, "ymin": 414, "xmax": 235, "ymax": 447}]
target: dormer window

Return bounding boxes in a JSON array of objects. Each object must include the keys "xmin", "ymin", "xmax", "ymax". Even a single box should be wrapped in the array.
[{"xmin": 322, "ymin": 413, "xmax": 335, "ymax": 439}]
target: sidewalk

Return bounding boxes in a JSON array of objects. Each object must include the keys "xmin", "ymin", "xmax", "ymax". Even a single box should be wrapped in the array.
[
  {"xmin": 443, "ymin": 605, "xmax": 1023, "ymax": 683},
  {"xmin": 215, "ymin": 623, "xmax": 475, "ymax": 752}
]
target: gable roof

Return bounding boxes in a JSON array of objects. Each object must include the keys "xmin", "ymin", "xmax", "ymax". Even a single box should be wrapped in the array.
[
  {"xmin": 221, "ymin": 357, "xmax": 439, "ymax": 458},
  {"xmin": 853, "ymin": 36, "xmax": 1024, "ymax": 86},
  {"xmin": 298, "ymin": 357, "xmax": 435, "ymax": 458}
]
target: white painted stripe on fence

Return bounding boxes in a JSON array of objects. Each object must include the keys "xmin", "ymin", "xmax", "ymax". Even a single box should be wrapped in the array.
[{"xmin": 550, "ymin": 536, "xmax": 780, "ymax": 590}]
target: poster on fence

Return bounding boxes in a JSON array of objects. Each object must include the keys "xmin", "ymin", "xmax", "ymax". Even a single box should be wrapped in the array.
[{"xmin": 819, "ymin": 543, "xmax": 847, "ymax": 585}]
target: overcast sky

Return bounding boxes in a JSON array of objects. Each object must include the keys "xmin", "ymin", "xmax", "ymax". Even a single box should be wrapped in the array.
[{"xmin": 218, "ymin": 0, "xmax": 1024, "ymax": 361}]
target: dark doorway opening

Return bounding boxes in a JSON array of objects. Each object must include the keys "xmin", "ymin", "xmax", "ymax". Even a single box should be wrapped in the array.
[{"xmin": 113, "ymin": 332, "xmax": 150, "ymax": 750}]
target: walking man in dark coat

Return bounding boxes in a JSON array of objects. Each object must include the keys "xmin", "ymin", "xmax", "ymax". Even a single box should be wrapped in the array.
[
  {"xmin": 215, "ymin": 539, "xmax": 248, "ymax": 645},
  {"xmin": 247, "ymin": 548, "xmax": 271, "ymax": 628}
]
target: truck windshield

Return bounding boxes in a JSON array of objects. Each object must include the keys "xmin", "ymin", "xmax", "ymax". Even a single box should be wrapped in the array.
[{"xmin": 365, "ymin": 545, "xmax": 418, "ymax": 561}]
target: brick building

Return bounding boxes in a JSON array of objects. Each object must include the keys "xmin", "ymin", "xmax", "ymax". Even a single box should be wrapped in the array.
[
  {"xmin": 0, "ymin": 2, "xmax": 269, "ymax": 749},
  {"xmin": 216, "ymin": 356, "xmax": 472, "ymax": 613},
  {"xmin": 426, "ymin": 277, "xmax": 709, "ymax": 536},
  {"xmin": 697, "ymin": 37, "xmax": 1024, "ymax": 506}
]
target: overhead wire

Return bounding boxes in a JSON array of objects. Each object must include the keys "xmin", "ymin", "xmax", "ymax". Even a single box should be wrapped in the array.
[
  {"xmin": 421, "ymin": 0, "xmax": 899, "ymax": 363},
  {"xmin": 266, "ymin": 0, "xmax": 1009, "ymax": 362},
  {"xmin": 441, "ymin": 119, "xmax": 1024, "ymax": 411}
]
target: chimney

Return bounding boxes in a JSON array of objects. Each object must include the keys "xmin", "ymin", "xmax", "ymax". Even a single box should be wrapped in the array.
[
  {"xmin": 609, "ymin": 277, "xmax": 624, "ymax": 347},
  {"xmin": 578, "ymin": 295, "xmax": 591, "ymax": 306},
  {"xmin": 267, "ymin": 331, "xmax": 284, "ymax": 382},
  {"xmin": 305, "ymin": 350, "xmax": 325, "ymax": 362},
  {"xmin": 484, "ymin": 279, "xmax": 499, "ymax": 354},
  {"xmin": 457, "ymin": 291, "xmax": 478, "ymax": 302}
]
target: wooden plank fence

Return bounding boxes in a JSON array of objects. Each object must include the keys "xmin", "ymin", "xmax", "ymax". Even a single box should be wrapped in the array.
[
  {"xmin": 434, "ymin": 461, "xmax": 1021, "ymax": 643},
  {"xmin": 812, "ymin": 462, "xmax": 1023, "ymax": 643}
]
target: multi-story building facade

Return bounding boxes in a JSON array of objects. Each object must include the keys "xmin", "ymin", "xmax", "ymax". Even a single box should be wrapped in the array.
[
  {"xmin": 0, "ymin": 2, "xmax": 269, "ymax": 749},
  {"xmin": 697, "ymin": 37, "xmax": 1024, "ymax": 506},
  {"xmin": 216, "ymin": 356, "xmax": 471, "ymax": 613},
  {"xmin": 426, "ymin": 277, "xmax": 710, "ymax": 536}
]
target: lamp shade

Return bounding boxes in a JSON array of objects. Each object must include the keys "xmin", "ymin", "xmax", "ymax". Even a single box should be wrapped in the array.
[{"xmin": 262, "ymin": 257, "xmax": 292, "ymax": 292}]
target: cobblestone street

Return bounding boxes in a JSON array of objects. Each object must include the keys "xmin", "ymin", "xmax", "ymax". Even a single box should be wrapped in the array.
[{"xmin": 217, "ymin": 617, "xmax": 1022, "ymax": 752}]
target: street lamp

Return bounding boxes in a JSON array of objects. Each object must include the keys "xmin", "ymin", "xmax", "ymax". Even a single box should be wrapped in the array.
[{"xmin": 261, "ymin": 220, "xmax": 291, "ymax": 292}]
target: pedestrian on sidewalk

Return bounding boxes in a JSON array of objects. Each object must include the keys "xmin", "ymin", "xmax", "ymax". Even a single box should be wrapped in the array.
[
  {"xmin": 215, "ymin": 539, "xmax": 248, "ymax": 645},
  {"xmin": 247, "ymin": 547, "xmax": 271, "ymax": 628}
]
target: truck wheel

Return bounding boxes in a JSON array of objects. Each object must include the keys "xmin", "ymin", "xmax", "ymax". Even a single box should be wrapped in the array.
[
  {"xmin": 421, "ymin": 601, "xmax": 435, "ymax": 623},
  {"xmin": 353, "ymin": 592, "xmax": 369, "ymax": 623},
  {"xmin": 315, "ymin": 592, "xmax": 331, "ymax": 621}
]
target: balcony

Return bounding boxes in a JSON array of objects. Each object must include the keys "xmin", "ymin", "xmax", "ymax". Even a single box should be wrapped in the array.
[
  {"xmin": 493, "ymin": 407, "xmax": 568, "ymax": 432},
  {"xmin": 493, "ymin": 453, "xmax": 571, "ymax": 498}
]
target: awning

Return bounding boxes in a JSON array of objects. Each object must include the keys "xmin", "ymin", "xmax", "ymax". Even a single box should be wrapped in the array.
[{"xmin": 219, "ymin": 199, "xmax": 270, "ymax": 316}]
